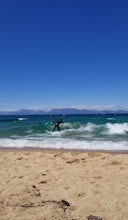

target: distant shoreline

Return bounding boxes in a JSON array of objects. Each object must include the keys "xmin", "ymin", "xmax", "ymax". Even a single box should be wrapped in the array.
[{"xmin": 1, "ymin": 107, "xmax": 128, "ymax": 116}]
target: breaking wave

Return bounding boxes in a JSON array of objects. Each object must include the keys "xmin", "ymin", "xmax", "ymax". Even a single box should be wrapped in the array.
[{"xmin": 0, "ymin": 115, "xmax": 128, "ymax": 150}]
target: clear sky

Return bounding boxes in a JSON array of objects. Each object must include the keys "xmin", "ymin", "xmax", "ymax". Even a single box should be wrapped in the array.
[{"xmin": 0, "ymin": 0, "xmax": 128, "ymax": 110}]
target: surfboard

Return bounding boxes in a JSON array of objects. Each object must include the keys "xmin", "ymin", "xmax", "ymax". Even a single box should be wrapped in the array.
[{"xmin": 45, "ymin": 130, "xmax": 53, "ymax": 134}]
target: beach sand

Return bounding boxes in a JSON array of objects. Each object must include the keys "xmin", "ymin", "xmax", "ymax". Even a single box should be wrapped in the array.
[{"xmin": 0, "ymin": 148, "xmax": 128, "ymax": 220}]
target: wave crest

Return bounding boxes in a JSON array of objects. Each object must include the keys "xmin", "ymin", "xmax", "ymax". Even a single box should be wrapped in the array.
[{"xmin": 106, "ymin": 123, "xmax": 128, "ymax": 134}]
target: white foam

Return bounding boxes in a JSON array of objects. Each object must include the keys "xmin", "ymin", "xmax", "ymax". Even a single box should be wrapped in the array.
[
  {"xmin": 0, "ymin": 137, "xmax": 128, "ymax": 150},
  {"xmin": 106, "ymin": 123, "xmax": 128, "ymax": 134},
  {"xmin": 18, "ymin": 118, "xmax": 27, "ymax": 121},
  {"xmin": 107, "ymin": 118, "xmax": 116, "ymax": 120},
  {"xmin": 83, "ymin": 122, "xmax": 98, "ymax": 131}
]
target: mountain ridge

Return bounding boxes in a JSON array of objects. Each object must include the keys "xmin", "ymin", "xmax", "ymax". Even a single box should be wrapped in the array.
[{"xmin": 0, "ymin": 108, "xmax": 128, "ymax": 115}]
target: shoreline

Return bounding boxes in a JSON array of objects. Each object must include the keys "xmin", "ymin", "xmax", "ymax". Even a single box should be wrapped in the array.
[{"xmin": 0, "ymin": 146, "xmax": 128, "ymax": 154}]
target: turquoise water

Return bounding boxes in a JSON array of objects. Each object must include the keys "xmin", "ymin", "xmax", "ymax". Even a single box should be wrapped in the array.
[{"xmin": 0, "ymin": 114, "xmax": 128, "ymax": 150}]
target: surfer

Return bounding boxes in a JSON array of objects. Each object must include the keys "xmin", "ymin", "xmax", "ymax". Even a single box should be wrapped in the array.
[{"xmin": 53, "ymin": 118, "xmax": 64, "ymax": 132}]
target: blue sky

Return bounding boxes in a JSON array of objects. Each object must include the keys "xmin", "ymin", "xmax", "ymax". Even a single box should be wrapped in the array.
[{"xmin": 0, "ymin": 0, "xmax": 128, "ymax": 110}]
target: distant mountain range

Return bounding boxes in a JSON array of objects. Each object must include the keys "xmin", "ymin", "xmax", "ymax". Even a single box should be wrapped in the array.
[{"xmin": 0, "ymin": 108, "xmax": 128, "ymax": 115}]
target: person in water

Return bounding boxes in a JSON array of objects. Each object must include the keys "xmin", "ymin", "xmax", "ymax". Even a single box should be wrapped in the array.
[{"xmin": 53, "ymin": 118, "xmax": 64, "ymax": 132}]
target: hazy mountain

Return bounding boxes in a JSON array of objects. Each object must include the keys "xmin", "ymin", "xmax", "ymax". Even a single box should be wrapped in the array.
[{"xmin": 0, "ymin": 108, "xmax": 128, "ymax": 115}]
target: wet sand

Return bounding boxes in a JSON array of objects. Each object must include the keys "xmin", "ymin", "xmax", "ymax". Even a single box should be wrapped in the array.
[{"xmin": 0, "ymin": 148, "xmax": 128, "ymax": 220}]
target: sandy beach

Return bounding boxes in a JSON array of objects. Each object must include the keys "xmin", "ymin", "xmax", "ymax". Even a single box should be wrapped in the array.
[{"xmin": 0, "ymin": 148, "xmax": 128, "ymax": 220}]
